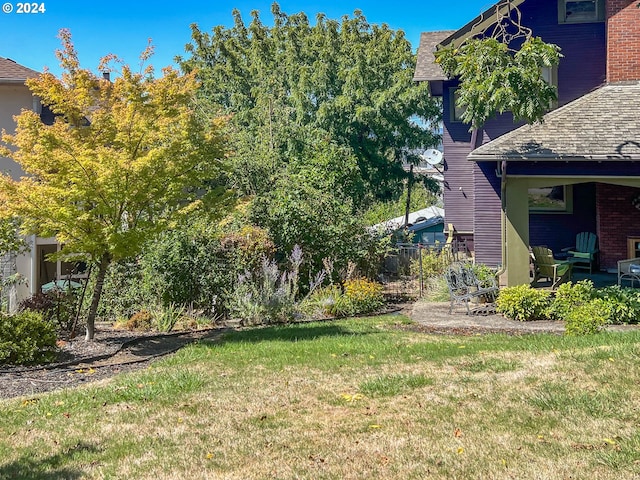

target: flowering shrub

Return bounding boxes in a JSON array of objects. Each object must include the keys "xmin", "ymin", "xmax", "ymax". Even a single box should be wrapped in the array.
[
  {"xmin": 343, "ymin": 278, "xmax": 384, "ymax": 315},
  {"xmin": 228, "ymin": 246, "xmax": 304, "ymax": 325}
]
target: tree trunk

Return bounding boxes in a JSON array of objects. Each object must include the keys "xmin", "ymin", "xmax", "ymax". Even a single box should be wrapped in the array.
[
  {"xmin": 85, "ymin": 254, "xmax": 110, "ymax": 341},
  {"xmin": 404, "ymin": 164, "xmax": 414, "ymax": 227}
]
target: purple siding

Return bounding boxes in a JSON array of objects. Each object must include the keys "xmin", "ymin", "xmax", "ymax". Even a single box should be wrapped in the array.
[
  {"xmin": 440, "ymin": 0, "xmax": 607, "ymax": 258},
  {"xmin": 442, "ymin": 86, "xmax": 474, "ymax": 233},
  {"xmin": 529, "ymin": 182, "xmax": 597, "ymax": 253},
  {"xmin": 473, "ymin": 162, "xmax": 502, "ymax": 267}
]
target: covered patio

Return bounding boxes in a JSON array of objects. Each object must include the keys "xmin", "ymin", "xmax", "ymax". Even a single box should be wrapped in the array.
[{"xmin": 468, "ymin": 83, "xmax": 640, "ymax": 287}]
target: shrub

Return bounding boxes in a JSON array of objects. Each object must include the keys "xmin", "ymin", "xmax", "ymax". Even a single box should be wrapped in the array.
[
  {"xmin": 19, "ymin": 289, "xmax": 79, "ymax": 335},
  {"xmin": 0, "ymin": 311, "xmax": 57, "ymax": 365},
  {"xmin": 343, "ymin": 278, "xmax": 384, "ymax": 315},
  {"xmin": 547, "ymin": 280, "xmax": 595, "ymax": 321},
  {"xmin": 564, "ymin": 298, "xmax": 609, "ymax": 336},
  {"xmin": 595, "ymin": 285, "xmax": 640, "ymax": 325},
  {"xmin": 300, "ymin": 284, "xmax": 344, "ymax": 318},
  {"xmin": 470, "ymin": 263, "xmax": 499, "ymax": 288},
  {"xmin": 99, "ymin": 260, "xmax": 151, "ymax": 321},
  {"xmin": 496, "ymin": 284, "xmax": 552, "ymax": 321},
  {"xmin": 228, "ymin": 249, "xmax": 302, "ymax": 325},
  {"xmin": 123, "ymin": 310, "xmax": 155, "ymax": 332},
  {"xmin": 410, "ymin": 247, "xmax": 452, "ymax": 278}
]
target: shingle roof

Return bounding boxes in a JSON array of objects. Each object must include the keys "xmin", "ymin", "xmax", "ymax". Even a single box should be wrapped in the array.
[
  {"xmin": 0, "ymin": 57, "xmax": 39, "ymax": 83},
  {"xmin": 468, "ymin": 82, "xmax": 640, "ymax": 161},
  {"xmin": 413, "ymin": 31, "xmax": 455, "ymax": 82}
]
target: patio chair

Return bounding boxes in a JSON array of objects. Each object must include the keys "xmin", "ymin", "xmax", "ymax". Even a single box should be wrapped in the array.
[
  {"xmin": 618, "ymin": 257, "xmax": 640, "ymax": 287},
  {"xmin": 444, "ymin": 263, "xmax": 498, "ymax": 315},
  {"xmin": 531, "ymin": 246, "xmax": 572, "ymax": 289},
  {"xmin": 562, "ymin": 232, "xmax": 598, "ymax": 274}
]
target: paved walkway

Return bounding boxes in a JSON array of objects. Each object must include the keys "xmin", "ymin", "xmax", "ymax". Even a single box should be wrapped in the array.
[{"xmin": 408, "ymin": 301, "xmax": 640, "ymax": 334}]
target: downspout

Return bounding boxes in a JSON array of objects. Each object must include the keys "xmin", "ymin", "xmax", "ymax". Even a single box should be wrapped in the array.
[{"xmin": 496, "ymin": 160, "xmax": 508, "ymax": 279}]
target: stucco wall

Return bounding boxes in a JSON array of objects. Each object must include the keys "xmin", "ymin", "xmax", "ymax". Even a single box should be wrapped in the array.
[{"xmin": 0, "ymin": 83, "xmax": 35, "ymax": 180}]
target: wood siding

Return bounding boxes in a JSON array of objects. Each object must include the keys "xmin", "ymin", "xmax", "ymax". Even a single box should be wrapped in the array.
[
  {"xmin": 442, "ymin": 85, "xmax": 474, "ymax": 233},
  {"xmin": 529, "ymin": 182, "xmax": 597, "ymax": 253},
  {"xmin": 441, "ymin": 0, "xmax": 608, "ymax": 258},
  {"xmin": 473, "ymin": 162, "xmax": 502, "ymax": 267}
]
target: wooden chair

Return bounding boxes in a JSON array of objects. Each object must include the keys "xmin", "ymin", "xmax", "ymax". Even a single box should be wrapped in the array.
[
  {"xmin": 531, "ymin": 246, "xmax": 572, "ymax": 289},
  {"xmin": 562, "ymin": 232, "xmax": 598, "ymax": 274}
]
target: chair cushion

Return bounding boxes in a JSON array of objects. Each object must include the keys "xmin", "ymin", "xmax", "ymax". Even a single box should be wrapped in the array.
[{"xmin": 629, "ymin": 264, "xmax": 640, "ymax": 274}]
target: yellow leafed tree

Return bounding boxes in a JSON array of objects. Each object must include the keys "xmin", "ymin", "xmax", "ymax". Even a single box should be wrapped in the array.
[{"xmin": 0, "ymin": 30, "xmax": 229, "ymax": 340}]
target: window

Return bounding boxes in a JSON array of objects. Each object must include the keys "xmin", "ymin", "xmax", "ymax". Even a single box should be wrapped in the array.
[
  {"xmin": 558, "ymin": 0, "xmax": 604, "ymax": 24},
  {"xmin": 528, "ymin": 185, "xmax": 573, "ymax": 213},
  {"xmin": 541, "ymin": 65, "xmax": 559, "ymax": 109},
  {"xmin": 449, "ymin": 88, "xmax": 467, "ymax": 123}
]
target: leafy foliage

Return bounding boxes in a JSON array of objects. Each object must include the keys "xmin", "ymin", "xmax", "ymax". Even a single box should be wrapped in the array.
[
  {"xmin": 343, "ymin": 278, "xmax": 384, "ymax": 315},
  {"xmin": 0, "ymin": 311, "xmax": 57, "ymax": 365},
  {"xmin": 564, "ymin": 299, "xmax": 609, "ymax": 336},
  {"xmin": 19, "ymin": 289, "xmax": 79, "ymax": 335},
  {"xmin": 436, "ymin": 36, "xmax": 561, "ymax": 129},
  {"xmin": 0, "ymin": 30, "xmax": 230, "ymax": 338},
  {"xmin": 595, "ymin": 286, "xmax": 640, "ymax": 325},
  {"xmin": 410, "ymin": 248, "xmax": 453, "ymax": 278},
  {"xmin": 549, "ymin": 281, "xmax": 640, "ymax": 325},
  {"xmin": 496, "ymin": 284, "xmax": 552, "ymax": 321},
  {"xmin": 179, "ymin": 4, "xmax": 441, "ymax": 205},
  {"xmin": 228, "ymin": 247, "xmax": 305, "ymax": 325},
  {"xmin": 547, "ymin": 280, "xmax": 596, "ymax": 321}
]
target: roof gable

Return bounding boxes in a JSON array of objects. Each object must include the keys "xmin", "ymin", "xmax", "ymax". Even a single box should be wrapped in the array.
[
  {"xmin": 468, "ymin": 82, "xmax": 640, "ymax": 161},
  {"xmin": 0, "ymin": 57, "xmax": 39, "ymax": 83},
  {"xmin": 439, "ymin": 0, "xmax": 526, "ymax": 49},
  {"xmin": 413, "ymin": 31, "xmax": 455, "ymax": 82}
]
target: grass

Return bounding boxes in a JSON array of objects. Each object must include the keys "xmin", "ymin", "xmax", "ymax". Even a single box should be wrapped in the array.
[{"xmin": 1, "ymin": 315, "xmax": 640, "ymax": 479}]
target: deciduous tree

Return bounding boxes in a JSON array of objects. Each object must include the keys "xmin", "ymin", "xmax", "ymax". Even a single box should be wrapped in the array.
[
  {"xmin": 0, "ymin": 30, "xmax": 230, "ymax": 340},
  {"xmin": 178, "ymin": 3, "xmax": 441, "ymax": 206},
  {"xmin": 435, "ymin": 3, "xmax": 562, "ymax": 129}
]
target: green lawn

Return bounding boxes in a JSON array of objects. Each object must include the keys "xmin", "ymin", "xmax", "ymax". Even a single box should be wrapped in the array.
[{"xmin": 1, "ymin": 315, "xmax": 640, "ymax": 479}]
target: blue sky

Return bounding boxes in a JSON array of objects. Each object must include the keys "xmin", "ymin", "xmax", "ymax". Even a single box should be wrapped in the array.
[{"xmin": 1, "ymin": 0, "xmax": 493, "ymax": 76}]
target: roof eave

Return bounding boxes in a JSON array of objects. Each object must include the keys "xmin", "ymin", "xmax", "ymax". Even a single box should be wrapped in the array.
[
  {"xmin": 0, "ymin": 78, "xmax": 30, "ymax": 84},
  {"xmin": 438, "ymin": 0, "xmax": 527, "ymax": 49},
  {"xmin": 468, "ymin": 154, "xmax": 640, "ymax": 162}
]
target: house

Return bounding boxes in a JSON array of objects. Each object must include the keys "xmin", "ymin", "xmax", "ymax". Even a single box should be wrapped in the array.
[
  {"xmin": 415, "ymin": 0, "xmax": 640, "ymax": 285},
  {"xmin": 374, "ymin": 206, "xmax": 446, "ymax": 246},
  {"xmin": 0, "ymin": 57, "xmax": 83, "ymax": 309}
]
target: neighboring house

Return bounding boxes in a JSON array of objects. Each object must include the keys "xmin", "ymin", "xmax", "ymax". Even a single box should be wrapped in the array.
[
  {"xmin": 415, "ymin": 0, "xmax": 640, "ymax": 285},
  {"xmin": 0, "ymin": 57, "xmax": 83, "ymax": 309},
  {"xmin": 374, "ymin": 206, "xmax": 446, "ymax": 246}
]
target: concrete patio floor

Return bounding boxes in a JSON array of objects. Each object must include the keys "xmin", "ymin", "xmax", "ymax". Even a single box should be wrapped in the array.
[{"xmin": 408, "ymin": 300, "xmax": 640, "ymax": 334}]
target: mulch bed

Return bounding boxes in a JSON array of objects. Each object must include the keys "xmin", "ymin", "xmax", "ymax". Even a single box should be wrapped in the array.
[{"xmin": 0, "ymin": 328, "xmax": 226, "ymax": 401}]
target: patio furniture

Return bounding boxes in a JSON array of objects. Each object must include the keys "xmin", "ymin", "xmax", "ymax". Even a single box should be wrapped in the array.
[
  {"xmin": 531, "ymin": 246, "xmax": 572, "ymax": 289},
  {"xmin": 618, "ymin": 257, "xmax": 640, "ymax": 287},
  {"xmin": 444, "ymin": 263, "xmax": 499, "ymax": 315},
  {"xmin": 562, "ymin": 232, "xmax": 598, "ymax": 274}
]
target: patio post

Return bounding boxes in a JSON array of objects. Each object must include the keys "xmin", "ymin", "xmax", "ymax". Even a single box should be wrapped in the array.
[{"xmin": 505, "ymin": 178, "xmax": 531, "ymax": 286}]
